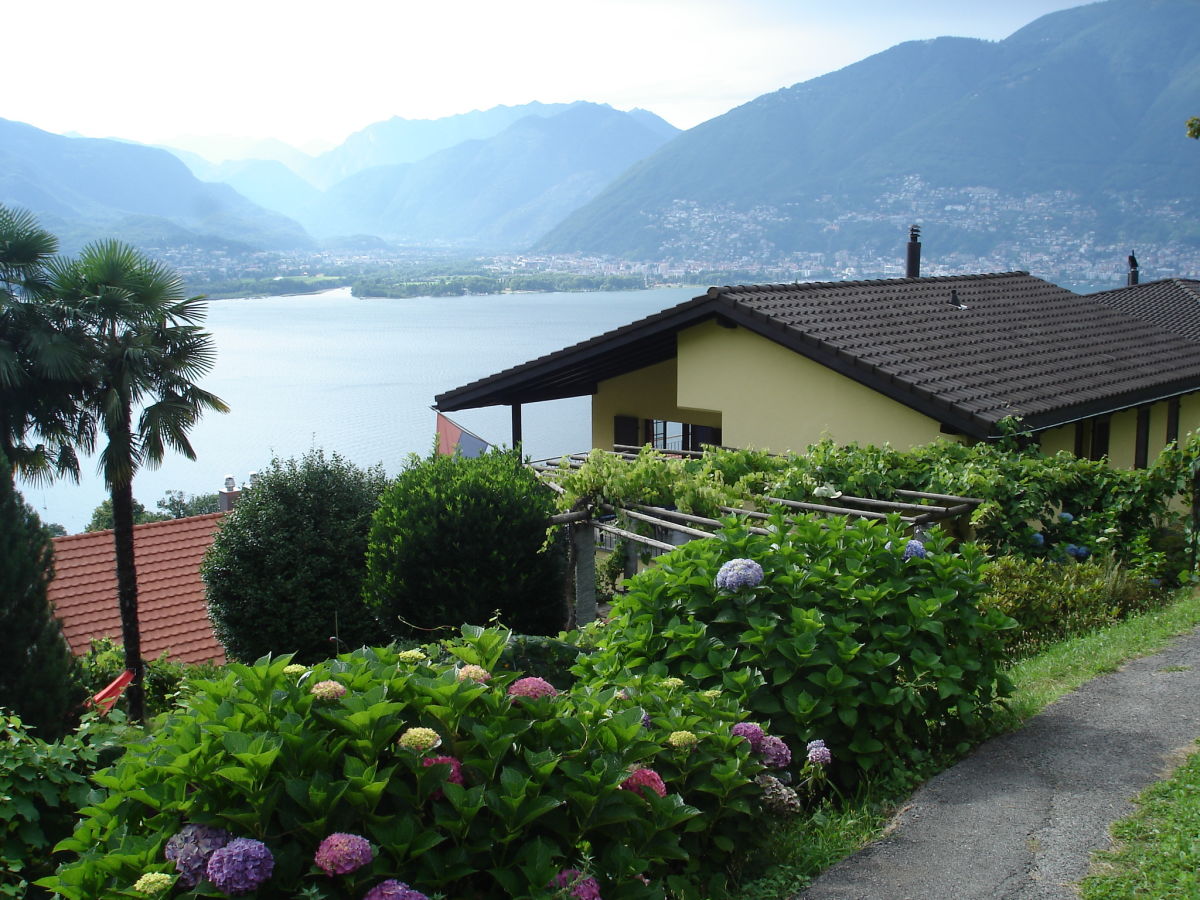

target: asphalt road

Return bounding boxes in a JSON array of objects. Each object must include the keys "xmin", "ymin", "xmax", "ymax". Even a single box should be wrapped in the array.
[{"xmin": 799, "ymin": 627, "xmax": 1200, "ymax": 900}]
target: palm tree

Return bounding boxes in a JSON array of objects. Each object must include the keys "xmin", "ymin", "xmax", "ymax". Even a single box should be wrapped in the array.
[
  {"xmin": 0, "ymin": 205, "xmax": 89, "ymax": 482},
  {"xmin": 51, "ymin": 241, "xmax": 228, "ymax": 722}
]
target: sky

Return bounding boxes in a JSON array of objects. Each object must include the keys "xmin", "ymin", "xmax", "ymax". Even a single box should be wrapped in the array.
[{"xmin": 8, "ymin": 0, "xmax": 1096, "ymax": 154}]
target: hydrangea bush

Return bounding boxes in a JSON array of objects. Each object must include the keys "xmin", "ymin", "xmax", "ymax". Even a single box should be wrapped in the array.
[
  {"xmin": 574, "ymin": 514, "xmax": 1016, "ymax": 784},
  {"xmin": 42, "ymin": 627, "xmax": 766, "ymax": 899}
]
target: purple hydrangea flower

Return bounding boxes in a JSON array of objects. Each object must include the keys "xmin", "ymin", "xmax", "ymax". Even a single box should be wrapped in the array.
[
  {"xmin": 732, "ymin": 722, "xmax": 766, "ymax": 753},
  {"xmin": 205, "ymin": 837, "xmax": 274, "ymax": 895},
  {"xmin": 760, "ymin": 735, "xmax": 792, "ymax": 768},
  {"xmin": 549, "ymin": 868, "xmax": 603, "ymax": 900},
  {"xmin": 715, "ymin": 558, "xmax": 764, "ymax": 591},
  {"xmin": 363, "ymin": 881, "xmax": 432, "ymax": 900},
  {"xmin": 315, "ymin": 832, "xmax": 373, "ymax": 876},
  {"xmin": 164, "ymin": 824, "xmax": 232, "ymax": 889},
  {"xmin": 903, "ymin": 540, "xmax": 927, "ymax": 560},
  {"xmin": 641, "ymin": 711, "xmax": 652, "ymax": 729},
  {"xmin": 806, "ymin": 739, "xmax": 832, "ymax": 766}
]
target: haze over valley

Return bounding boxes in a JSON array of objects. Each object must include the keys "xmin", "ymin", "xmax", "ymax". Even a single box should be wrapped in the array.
[{"xmin": 2, "ymin": 0, "xmax": 1197, "ymax": 293}]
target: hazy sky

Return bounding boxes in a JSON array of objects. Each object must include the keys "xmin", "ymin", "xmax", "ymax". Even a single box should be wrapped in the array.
[{"xmin": 9, "ymin": 0, "xmax": 1096, "ymax": 152}]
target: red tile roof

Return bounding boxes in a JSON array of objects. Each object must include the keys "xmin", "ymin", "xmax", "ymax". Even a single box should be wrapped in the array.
[{"xmin": 48, "ymin": 513, "xmax": 227, "ymax": 665}]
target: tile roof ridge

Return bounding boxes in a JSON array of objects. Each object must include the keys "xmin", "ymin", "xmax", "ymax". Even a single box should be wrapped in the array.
[{"xmin": 52, "ymin": 510, "xmax": 227, "ymax": 544}]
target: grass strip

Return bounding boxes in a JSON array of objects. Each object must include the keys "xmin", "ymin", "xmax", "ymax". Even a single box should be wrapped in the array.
[
  {"xmin": 998, "ymin": 588, "xmax": 1200, "ymax": 726},
  {"xmin": 1079, "ymin": 739, "xmax": 1200, "ymax": 899},
  {"xmin": 734, "ymin": 588, "xmax": 1200, "ymax": 900}
]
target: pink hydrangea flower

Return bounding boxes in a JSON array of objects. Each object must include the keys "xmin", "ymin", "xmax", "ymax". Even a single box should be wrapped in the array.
[
  {"xmin": 422, "ymin": 754, "xmax": 464, "ymax": 799},
  {"xmin": 507, "ymin": 676, "xmax": 558, "ymax": 699},
  {"xmin": 310, "ymin": 680, "xmax": 347, "ymax": 701},
  {"xmin": 314, "ymin": 832, "xmax": 373, "ymax": 876},
  {"xmin": 549, "ymin": 868, "xmax": 603, "ymax": 899},
  {"xmin": 620, "ymin": 768, "xmax": 667, "ymax": 799},
  {"xmin": 457, "ymin": 664, "xmax": 491, "ymax": 682}
]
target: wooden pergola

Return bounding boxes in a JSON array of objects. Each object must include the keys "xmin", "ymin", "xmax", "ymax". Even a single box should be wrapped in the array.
[{"xmin": 537, "ymin": 449, "xmax": 983, "ymax": 627}]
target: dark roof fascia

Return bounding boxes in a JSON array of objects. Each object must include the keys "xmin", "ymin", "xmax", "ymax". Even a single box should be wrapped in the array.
[
  {"xmin": 710, "ymin": 301, "xmax": 998, "ymax": 439},
  {"xmin": 1017, "ymin": 381, "xmax": 1200, "ymax": 433},
  {"xmin": 434, "ymin": 294, "xmax": 724, "ymax": 411}
]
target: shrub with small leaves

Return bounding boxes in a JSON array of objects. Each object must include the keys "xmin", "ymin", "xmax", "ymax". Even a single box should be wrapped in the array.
[{"xmin": 363, "ymin": 449, "xmax": 566, "ymax": 639}]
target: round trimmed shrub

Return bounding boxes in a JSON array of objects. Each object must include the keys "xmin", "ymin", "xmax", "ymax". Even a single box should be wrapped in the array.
[
  {"xmin": 363, "ymin": 450, "xmax": 566, "ymax": 638},
  {"xmin": 202, "ymin": 450, "xmax": 389, "ymax": 663}
]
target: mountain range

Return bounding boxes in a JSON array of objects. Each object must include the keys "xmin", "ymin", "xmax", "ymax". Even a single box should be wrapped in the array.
[
  {"xmin": 538, "ymin": 0, "xmax": 1200, "ymax": 262},
  {"xmin": 1, "ymin": 0, "xmax": 1196, "ymax": 266},
  {"xmin": 0, "ymin": 118, "xmax": 313, "ymax": 253}
]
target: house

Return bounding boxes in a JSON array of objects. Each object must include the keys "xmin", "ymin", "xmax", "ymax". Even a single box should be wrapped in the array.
[
  {"xmin": 1090, "ymin": 277, "xmax": 1200, "ymax": 345},
  {"xmin": 435, "ymin": 271, "xmax": 1200, "ymax": 468},
  {"xmin": 48, "ymin": 513, "xmax": 227, "ymax": 665}
]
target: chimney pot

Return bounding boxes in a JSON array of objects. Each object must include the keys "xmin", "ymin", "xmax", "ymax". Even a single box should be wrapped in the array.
[
  {"xmin": 1127, "ymin": 252, "xmax": 1139, "ymax": 286},
  {"xmin": 906, "ymin": 225, "xmax": 922, "ymax": 278}
]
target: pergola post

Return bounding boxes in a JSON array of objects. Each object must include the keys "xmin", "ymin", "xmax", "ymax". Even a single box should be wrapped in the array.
[
  {"xmin": 511, "ymin": 403, "xmax": 523, "ymax": 449},
  {"xmin": 572, "ymin": 522, "xmax": 596, "ymax": 626}
]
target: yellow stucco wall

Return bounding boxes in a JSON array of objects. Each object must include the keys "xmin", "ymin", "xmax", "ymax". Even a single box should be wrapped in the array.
[
  {"xmin": 590, "ymin": 321, "xmax": 944, "ymax": 453},
  {"xmin": 1038, "ymin": 424, "xmax": 1074, "ymax": 456},
  {"xmin": 674, "ymin": 322, "xmax": 945, "ymax": 452},
  {"xmin": 1182, "ymin": 395, "xmax": 1200, "ymax": 440},
  {"xmin": 1108, "ymin": 409, "xmax": 1138, "ymax": 469},
  {"xmin": 590, "ymin": 358, "xmax": 721, "ymax": 448}
]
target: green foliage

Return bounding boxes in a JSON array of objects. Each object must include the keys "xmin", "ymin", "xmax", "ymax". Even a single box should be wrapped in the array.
[
  {"xmin": 981, "ymin": 556, "xmax": 1169, "ymax": 658},
  {"xmin": 352, "ymin": 272, "xmax": 648, "ymax": 299},
  {"xmin": 76, "ymin": 638, "xmax": 221, "ymax": 719},
  {"xmin": 1081, "ymin": 739, "xmax": 1200, "ymax": 899},
  {"xmin": 43, "ymin": 627, "xmax": 767, "ymax": 899},
  {"xmin": 155, "ymin": 490, "xmax": 220, "ymax": 519},
  {"xmin": 0, "ymin": 710, "xmax": 136, "ymax": 897},
  {"xmin": 1188, "ymin": 116, "xmax": 1200, "ymax": 140},
  {"xmin": 202, "ymin": 450, "xmax": 390, "ymax": 663},
  {"xmin": 84, "ymin": 497, "xmax": 168, "ymax": 532},
  {"xmin": 364, "ymin": 450, "xmax": 566, "ymax": 639},
  {"xmin": 0, "ymin": 461, "xmax": 82, "ymax": 739},
  {"xmin": 556, "ymin": 438, "xmax": 1199, "ymax": 580},
  {"xmin": 575, "ymin": 515, "xmax": 1016, "ymax": 786}
]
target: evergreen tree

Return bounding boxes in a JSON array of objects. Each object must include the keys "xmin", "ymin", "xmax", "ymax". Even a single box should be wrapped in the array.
[{"xmin": 0, "ymin": 454, "xmax": 80, "ymax": 738}]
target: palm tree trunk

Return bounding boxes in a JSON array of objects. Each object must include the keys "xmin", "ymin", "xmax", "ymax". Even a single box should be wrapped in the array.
[{"xmin": 110, "ymin": 477, "xmax": 146, "ymax": 723}]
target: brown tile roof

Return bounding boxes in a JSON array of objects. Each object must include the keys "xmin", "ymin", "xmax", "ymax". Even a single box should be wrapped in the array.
[
  {"xmin": 1090, "ymin": 279, "xmax": 1200, "ymax": 344},
  {"xmin": 48, "ymin": 513, "xmax": 227, "ymax": 665},
  {"xmin": 436, "ymin": 272, "xmax": 1200, "ymax": 438}
]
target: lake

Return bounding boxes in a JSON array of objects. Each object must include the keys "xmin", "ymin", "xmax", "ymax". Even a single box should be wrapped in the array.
[{"xmin": 21, "ymin": 286, "xmax": 701, "ymax": 533}]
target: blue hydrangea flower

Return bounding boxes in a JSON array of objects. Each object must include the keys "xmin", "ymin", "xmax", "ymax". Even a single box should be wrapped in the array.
[
  {"xmin": 1059, "ymin": 511, "xmax": 1074, "ymax": 523},
  {"xmin": 164, "ymin": 824, "xmax": 232, "ymax": 889},
  {"xmin": 206, "ymin": 837, "xmax": 274, "ymax": 895},
  {"xmin": 1030, "ymin": 532, "xmax": 1045, "ymax": 547},
  {"xmin": 902, "ymin": 540, "xmax": 927, "ymax": 560},
  {"xmin": 1064, "ymin": 543, "xmax": 1079, "ymax": 558},
  {"xmin": 716, "ymin": 558, "xmax": 764, "ymax": 591}
]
